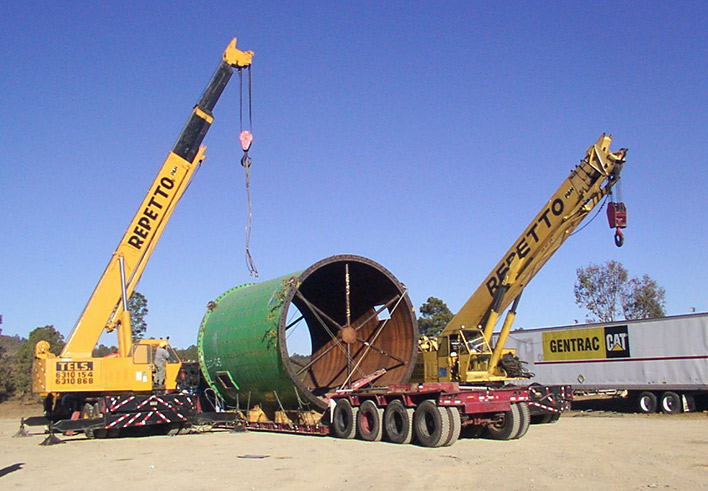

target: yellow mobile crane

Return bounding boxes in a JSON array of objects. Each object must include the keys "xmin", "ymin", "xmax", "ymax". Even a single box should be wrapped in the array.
[
  {"xmin": 32, "ymin": 38, "xmax": 253, "ymax": 435},
  {"xmin": 417, "ymin": 134, "xmax": 627, "ymax": 384}
]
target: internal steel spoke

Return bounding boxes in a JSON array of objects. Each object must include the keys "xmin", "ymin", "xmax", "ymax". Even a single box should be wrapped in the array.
[
  {"xmin": 285, "ymin": 314, "xmax": 304, "ymax": 330},
  {"xmin": 294, "ymin": 290, "xmax": 351, "ymax": 360},
  {"xmin": 353, "ymin": 295, "xmax": 400, "ymax": 332},
  {"xmin": 345, "ymin": 263, "xmax": 351, "ymax": 327},
  {"xmin": 289, "ymin": 357, "xmax": 307, "ymax": 368},
  {"xmin": 294, "ymin": 290, "xmax": 344, "ymax": 331},
  {"xmin": 341, "ymin": 290, "xmax": 408, "ymax": 388},
  {"xmin": 354, "ymin": 336, "xmax": 406, "ymax": 364},
  {"xmin": 345, "ymin": 263, "xmax": 352, "ymax": 387},
  {"xmin": 295, "ymin": 343, "xmax": 337, "ymax": 376}
]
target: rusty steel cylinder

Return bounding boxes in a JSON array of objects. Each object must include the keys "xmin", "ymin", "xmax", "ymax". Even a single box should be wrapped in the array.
[{"xmin": 197, "ymin": 255, "xmax": 418, "ymax": 412}]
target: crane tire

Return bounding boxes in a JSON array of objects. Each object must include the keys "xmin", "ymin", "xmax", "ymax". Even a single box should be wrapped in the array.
[
  {"xmin": 331, "ymin": 399, "xmax": 358, "ymax": 439},
  {"xmin": 442, "ymin": 407, "xmax": 462, "ymax": 446},
  {"xmin": 413, "ymin": 400, "xmax": 450, "ymax": 447},
  {"xmin": 485, "ymin": 403, "xmax": 522, "ymax": 441},
  {"xmin": 383, "ymin": 400, "xmax": 414, "ymax": 444},
  {"xmin": 637, "ymin": 392, "xmax": 658, "ymax": 414},
  {"xmin": 356, "ymin": 400, "xmax": 384, "ymax": 442},
  {"xmin": 659, "ymin": 392, "xmax": 682, "ymax": 414}
]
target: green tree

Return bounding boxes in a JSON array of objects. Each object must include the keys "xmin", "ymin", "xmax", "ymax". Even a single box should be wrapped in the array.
[
  {"xmin": 0, "ymin": 329, "xmax": 13, "ymax": 401},
  {"xmin": 12, "ymin": 325, "xmax": 65, "ymax": 398},
  {"xmin": 418, "ymin": 297, "xmax": 454, "ymax": 337},
  {"xmin": 623, "ymin": 274, "xmax": 667, "ymax": 320},
  {"xmin": 175, "ymin": 345, "xmax": 198, "ymax": 362},
  {"xmin": 92, "ymin": 344, "xmax": 118, "ymax": 357},
  {"xmin": 574, "ymin": 261, "xmax": 666, "ymax": 322},
  {"xmin": 128, "ymin": 291, "xmax": 148, "ymax": 341}
]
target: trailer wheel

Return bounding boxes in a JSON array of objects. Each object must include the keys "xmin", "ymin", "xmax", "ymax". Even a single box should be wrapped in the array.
[
  {"xmin": 512, "ymin": 403, "xmax": 531, "ymax": 440},
  {"xmin": 356, "ymin": 400, "xmax": 384, "ymax": 442},
  {"xmin": 383, "ymin": 400, "xmax": 414, "ymax": 444},
  {"xmin": 659, "ymin": 392, "xmax": 682, "ymax": 414},
  {"xmin": 442, "ymin": 407, "xmax": 461, "ymax": 447},
  {"xmin": 413, "ymin": 400, "xmax": 450, "ymax": 447},
  {"xmin": 485, "ymin": 403, "xmax": 522, "ymax": 441},
  {"xmin": 331, "ymin": 399, "xmax": 358, "ymax": 439},
  {"xmin": 637, "ymin": 392, "xmax": 658, "ymax": 413}
]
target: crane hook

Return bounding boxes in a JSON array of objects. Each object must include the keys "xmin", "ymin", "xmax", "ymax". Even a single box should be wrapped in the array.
[
  {"xmin": 614, "ymin": 228, "xmax": 624, "ymax": 247},
  {"xmin": 607, "ymin": 201, "xmax": 627, "ymax": 248},
  {"xmin": 239, "ymin": 130, "xmax": 253, "ymax": 167}
]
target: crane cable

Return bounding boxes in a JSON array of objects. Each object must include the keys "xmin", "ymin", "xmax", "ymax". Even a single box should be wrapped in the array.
[
  {"xmin": 239, "ymin": 66, "xmax": 258, "ymax": 278},
  {"xmin": 568, "ymin": 195, "xmax": 608, "ymax": 238}
]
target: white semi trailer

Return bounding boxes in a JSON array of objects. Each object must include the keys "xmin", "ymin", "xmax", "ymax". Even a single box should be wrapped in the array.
[{"xmin": 502, "ymin": 313, "xmax": 708, "ymax": 414}]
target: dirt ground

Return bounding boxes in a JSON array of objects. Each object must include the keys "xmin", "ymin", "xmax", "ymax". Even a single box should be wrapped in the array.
[{"xmin": 1, "ymin": 400, "xmax": 707, "ymax": 490}]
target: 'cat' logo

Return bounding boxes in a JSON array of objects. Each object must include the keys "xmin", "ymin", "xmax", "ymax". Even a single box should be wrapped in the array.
[{"xmin": 604, "ymin": 325, "xmax": 630, "ymax": 358}]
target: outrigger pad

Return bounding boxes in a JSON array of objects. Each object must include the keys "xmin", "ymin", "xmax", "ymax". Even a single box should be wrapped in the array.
[
  {"xmin": 39, "ymin": 433, "xmax": 64, "ymax": 446},
  {"xmin": 13, "ymin": 419, "xmax": 30, "ymax": 438}
]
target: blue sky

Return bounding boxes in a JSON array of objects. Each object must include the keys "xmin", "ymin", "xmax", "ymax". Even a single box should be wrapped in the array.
[{"xmin": 1, "ymin": 2, "xmax": 706, "ymax": 350}]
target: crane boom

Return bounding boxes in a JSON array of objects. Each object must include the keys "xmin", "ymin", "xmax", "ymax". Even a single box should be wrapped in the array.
[
  {"xmin": 58, "ymin": 39, "xmax": 253, "ymax": 360},
  {"xmin": 418, "ymin": 134, "xmax": 627, "ymax": 383},
  {"xmin": 445, "ymin": 133, "xmax": 626, "ymax": 337}
]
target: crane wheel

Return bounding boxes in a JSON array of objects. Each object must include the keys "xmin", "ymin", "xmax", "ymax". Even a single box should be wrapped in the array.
[
  {"xmin": 356, "ymin": 400, "xmax": 383, "ymax": 442},
  {"xmin": 383, "ymin": 400, "xmax": 414, "ymax": 444},
  {"xmin": 485, "ymin": 403, "xmax": 522, "ymax": 441},
  {"xmin": 331, "ymin": 399, "xmax": 358, "ymax": 439},
  {"xmin": 413, "ymin": 400, "xmax": 450, "ymax": 448}
]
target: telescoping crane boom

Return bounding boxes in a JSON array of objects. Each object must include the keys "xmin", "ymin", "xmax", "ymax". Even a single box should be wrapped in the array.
[
  {"xmin": 33, "ymin": 39, "xmax": 254, "ymax": 422},
  {"xmin": 418, "ymin": 134, "xmax": 627, "ymax": 384}
]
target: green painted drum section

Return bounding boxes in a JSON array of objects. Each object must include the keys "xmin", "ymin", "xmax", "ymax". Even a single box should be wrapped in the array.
[
  {"xmin": 198, "ymin": 273, "xmax": 302, "ymax": 410},
  {"xmin": 197, "ymin": 255, "xmax": 419, "ymax": 413}
]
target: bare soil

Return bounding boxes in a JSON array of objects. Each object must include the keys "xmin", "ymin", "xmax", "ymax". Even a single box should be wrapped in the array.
[{"xmin": 1, "ymin": 400, "xmax": 707, "ymax": 490}]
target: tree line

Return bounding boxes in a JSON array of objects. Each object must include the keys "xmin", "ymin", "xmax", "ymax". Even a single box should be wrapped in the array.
[
  {"xmin": 0, "ymin": 292, "xmax": 198, "ymax": 402},
  {"xmin": 418, "ymin": 260, "xmax": 667, "ymax": 337}
]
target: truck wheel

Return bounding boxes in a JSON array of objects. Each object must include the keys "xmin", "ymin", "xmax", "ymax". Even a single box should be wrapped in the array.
[
  {"xmin": 637, "ymin": 391, "xmax": 658, "ymax": 413},
  {"xmin": 442, "ymin": 407, "xmax": 461, "ymax": 446},
  {"xmin": 356, "ymin": 400, "xmax": 383, "ymax": 442},
  {"xmin": 383, "ymin": 400, "xmax": 414, "ymax": 444},
  {"xmin": 512, "ymin": 403, "xmax": 531, "ymax": 440},
  {"xmin": 331, "ymin": 399, "xmax": 358, "ymax": 439},
  {"xmin": 413, "ymin": 400, "xmax": 451, "ymax": 448},
  {"xmin": 659, "ymin": 392, "xmax": 682, "ymax": 414},
  {"xmin": 485, "ymin": 403, "xmax": 522, "ymax": 441}
]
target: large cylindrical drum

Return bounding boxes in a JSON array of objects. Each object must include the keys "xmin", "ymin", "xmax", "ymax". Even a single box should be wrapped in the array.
[{"xmin": 197, "ymin": 255, "xmax": 418, "ymax": 412}]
